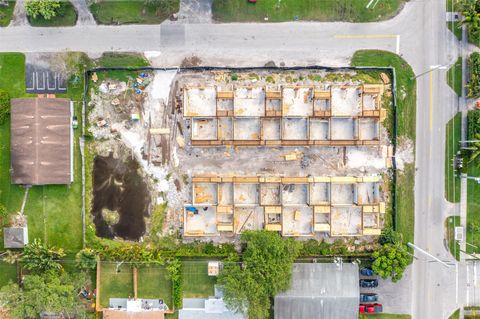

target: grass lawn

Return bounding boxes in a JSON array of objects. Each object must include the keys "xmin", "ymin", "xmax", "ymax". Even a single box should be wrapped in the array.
[
  {"xmin": 0, "ymin": 262, "xmax": 16, "ymax": 286},
  {"xmin": 182, "ymin": 261, "xmax": 216, "ymax": 298},
  {"xmin": 351, "ymin": 50, "xmax": 416, "ymax": 244},
  {"xmin": 449, "ymin": 309, "xmax": 460, "ymax": 319},
  {"xmin": 0, "ymin": 53, "xmax": 83, "ymax": 252},
  {"xmin": 466, "ymin": 158, "xmax": 480, "ymax": 253},
  {"xmin": 447, "ymin": 58, "xmax": 463, "ymax": 96},
  {"xmin": 212, "ymin": 0, "xmax": 405, "ymax": 23},
  {"xmin": 359, "ymin": 314, "xmax": 411, "ymax": 319},
  {"xmin": 448, "ymin": 21, "xmax": 463, "ymax": 42},
  {"xmin": 137, "ymin": 265, "xmax": 172, "ymax": 307},
  {"xmin": 98, "ymin": 262, "xmax": 134, "ymax": 307},
  {"xmin": 0, "ymin": 0, "xmax": 15, "ymax": 27},
  {"xmin": 94, "ymin": 52, "xmax": 151, "ymax": 83},
  {"xmin": 446, "ymin": 216, "xmax": 461, "ymax": 260},
  {"xmin": 89, "ymin": 0, "xmax": 179, "ymax": 25},
  {"xmin": 29, "ymin": 1, "xmax": 77, "ymax": 27},
  {"xmin": 445, "ymin": 113, "xmax": 462, "ymax": 202}
]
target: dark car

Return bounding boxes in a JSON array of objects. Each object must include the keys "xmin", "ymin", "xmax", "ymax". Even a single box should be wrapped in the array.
[
  {"xmin": 360, "ymin": 293, "xmax": 378, "ymax": 302},
  {"xmin": 360, "ymin": 268, "xmax": 375, "ymax": 276},
  {"xmin": 359, "ymin": 303, "xmax": 383, "ymax": 314},
  {"xmin": 359, "ymin": 279, "xmax": 378, "ymax": 288}
]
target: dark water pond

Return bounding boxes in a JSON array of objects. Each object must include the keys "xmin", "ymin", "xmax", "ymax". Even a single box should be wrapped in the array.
[{"xmin": 92, "ymin": 153, "xmax": 151, "ymax": 240}]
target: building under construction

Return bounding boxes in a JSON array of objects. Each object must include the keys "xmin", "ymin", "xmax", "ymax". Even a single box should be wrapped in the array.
[
  {"xmin": 183, "ymin": 175, "xmax": 385, "ymax": 237},
  {"xmin": 183, "ymin": 84, "xmax": 386, "ymax": 147}
]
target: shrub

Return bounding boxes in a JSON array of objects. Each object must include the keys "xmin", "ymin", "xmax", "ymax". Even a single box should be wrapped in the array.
[
  {"xmin": 167, "ymin": 258, "xmax": 182, "ymax": 309},
  {"xmin": 0, "ymin": 90, "xmax": 10, "ymax": 124},
  {"xmin": 75, "ymin": 248, "xmax": 98, "ymax": 271},
  {"xmin": 467, "ymin": 52, "xmax": 480, "ymax": 97},
  {"xmin": 25, "ymin": 0, "xmax": 61, "ymax": 20}
]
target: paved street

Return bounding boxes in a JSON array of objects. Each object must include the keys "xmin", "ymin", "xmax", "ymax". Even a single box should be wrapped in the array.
[{"xmin": 0, "ymin": 0, "xmax": 472, "ymax": 318}]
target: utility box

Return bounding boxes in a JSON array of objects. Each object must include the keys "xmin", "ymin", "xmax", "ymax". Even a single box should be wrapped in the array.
[{"xmin": 455, "ymin": 226, "xmax": 464, "ymax": 242}]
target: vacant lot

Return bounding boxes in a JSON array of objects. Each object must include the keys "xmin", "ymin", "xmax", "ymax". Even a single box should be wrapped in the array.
[
  {"xmin": 445, "ymin": 113, "xmax": 462, "ymax": 202},
  {"xmin": 213, "ymin": 0, "xmax": 405, "ymax": 22},
  {"xmin": 89, "ymin": 0, "xmax": 179, "ymax": 25},
  {"xmin": 0, "ymin": 53, "xmax": 83, "ymax": 251},
  {"xmin": 352, "ymin": 50, "xmax": 416, "ymax": 244}
]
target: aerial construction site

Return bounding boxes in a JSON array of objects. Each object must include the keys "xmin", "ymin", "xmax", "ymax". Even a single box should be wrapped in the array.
[{"xmin": 87, "ymin": 68, "xmax": 395, "ymax": 243}]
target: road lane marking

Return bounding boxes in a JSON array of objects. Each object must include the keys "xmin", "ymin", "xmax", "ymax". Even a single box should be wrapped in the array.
[
  {"xmin": 334, "ymin": 34, "xmax": 398, "ymax": 39},
  {"xmin": 456, "ymin": 262, "xmax": 459, "ymax": 304},
  {"xmin": 429, "ymin": 71, "xmax": 433, "ymax": 131}
]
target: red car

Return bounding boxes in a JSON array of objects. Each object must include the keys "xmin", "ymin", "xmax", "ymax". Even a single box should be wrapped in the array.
[{"xmin": 359, "ymin": 303, "xmax": 383, "ymax": 314}]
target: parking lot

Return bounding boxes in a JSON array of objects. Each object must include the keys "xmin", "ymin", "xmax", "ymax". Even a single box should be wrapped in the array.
[{"xmin": 359, "ymin": 265, "xmax": 412, "ymax": 314}]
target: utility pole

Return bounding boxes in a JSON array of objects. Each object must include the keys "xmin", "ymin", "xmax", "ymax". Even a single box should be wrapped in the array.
[
  {"xmin": 410, "ymin": 64, "xmax": 451, "ymax": 80},
  {"xmin": 407, "ymin": 242, "xmax": 452, "ymax": 268}
]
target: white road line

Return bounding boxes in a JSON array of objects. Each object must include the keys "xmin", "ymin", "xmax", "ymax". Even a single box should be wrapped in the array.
[
  {"xmin": 475, "ymin": 261, "xmax": 477, "ymax": 287},
  {"xmin": 396, "ymin": 35, "xmax": 400, "ymax": 54},
  {"xmin": 468, "ymin": 263, "xmax": 471, "ymax": 306},
  {"xmin": 456, "ymin": 262, "xmax": 459, "ymax": 304},
  {"xmin": 366, "ymin": 0, "xmax": 374, "ymax": 9}
]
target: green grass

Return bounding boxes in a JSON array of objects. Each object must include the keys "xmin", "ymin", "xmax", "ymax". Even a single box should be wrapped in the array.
[
  {"xmin": 447, "ymin": 58, "xmax": 463, "ymax": 96},
  {"xmin": 182, "ymin": 261, "xmax": 216, "ymax": 298},
  {"xmin": 29, "ymin": 1, "xmax": 77, "ymax": 27},
  {"xmin": 449, "ymin": 309, "xmax": 460, "ymax": 319},
  {"xmin": 445, "ymin": 113, "xmax": 462, "ymax": 202},
  {"xmin": 89, "ymin": 0, "xmax": 179, "ymax": 25},
  {"xmin": 0, "ymin": 1, "xmax": 15, "ymax": 27},
  {"xmin": 99, "ymin": 263, "xmax": 173, "ymax": 308},
  {"xmin": 99, "ymin": 262, "xmax": 134, "ymax": 307},
  {"xmin": 93, "ymin": 52, "xmax": 151, "ymax": 82},
  {"xmin": 137, "ymin": 265, "xmax": 172, "ymax": 306},
  {"xmin": 448, "ymin": 21, "xmax": 463, "ymax": 42},
  {"xmin": 359, "ymin": 314, "xmax": 411, "ymax": 319},
  {"xmin": 212, "ymin": 0, "xmax": 405, "ymax": 23},
  {"xmin": 466, "ymin": 158, "xmax": 480, "ymax": 253},
  {"xmin": 0, "ymin": 262, "xmax": 16, "ymax": 287},
  {"xmin": 446, "ymin": 216, "xmax": 461, "ymax": 260},
  {"xmin": 351, "ymin": 50, "xmax": 416, "ymax": 244},
  {"xmin": 0, "ymin": 53, "xmax": 83, "ymax": 252}
]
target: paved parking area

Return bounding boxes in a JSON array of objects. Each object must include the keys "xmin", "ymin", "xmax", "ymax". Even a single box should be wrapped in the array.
[{"xmin": 360, "ymin": 265, "xmax": 412, "ymax": 314}]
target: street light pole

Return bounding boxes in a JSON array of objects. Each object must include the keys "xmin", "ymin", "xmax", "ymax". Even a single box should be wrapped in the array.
[
  {"xmin": 407, "ymin": 242, "xmax": 452, "ymax": 268},
  {"xmin": 410, "ymin": 63, "xmax": 451, "ymax": 80}
]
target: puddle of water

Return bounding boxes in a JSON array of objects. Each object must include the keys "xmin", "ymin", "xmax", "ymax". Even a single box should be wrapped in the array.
[{"xmin": 92, "ymin": 153, "xmax": 151, "ymax": 241}]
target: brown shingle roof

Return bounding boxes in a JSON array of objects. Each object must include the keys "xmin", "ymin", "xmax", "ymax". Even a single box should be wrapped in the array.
[{"xmin": 10, "ymin": 98, "xmax": 72, "ymax": 185}]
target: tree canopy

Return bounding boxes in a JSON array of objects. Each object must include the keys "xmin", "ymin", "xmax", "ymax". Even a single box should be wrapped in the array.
[
  {"xmin": 218, "ymin": 231, "xmax": 301, "ymax": 319},
  {"xmin": 371, "ymin": 243, "xmax": 410, "ymax": 282},
  {"xmin": 21, "ymin": 239, "xmax": 65, "ymax": 274},
  {"xmin": 0, "ymin": 271, "xmax": 88, "ymax": 319}
]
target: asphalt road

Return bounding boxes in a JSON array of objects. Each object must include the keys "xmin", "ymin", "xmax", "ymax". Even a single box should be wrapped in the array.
[{"xmin": 0, "ymin": 0, "xmax": 469, "ymax": 318}]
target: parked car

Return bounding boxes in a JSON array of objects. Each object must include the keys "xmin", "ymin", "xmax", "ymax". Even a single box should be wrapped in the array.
[
  {"xmin": 360, "ymin": 293, "xmax": 378, "ymax": 302},
  {"xmin": 360, "ymin": 268, "xmax": 375, "ymax": 276},
  {"xmin": 359, "ymin": 303, "xmax": 383, "ymax": 314},
  {"xmin": 359, "ymin": 279, "xmax": 378, "ymax": 288}
]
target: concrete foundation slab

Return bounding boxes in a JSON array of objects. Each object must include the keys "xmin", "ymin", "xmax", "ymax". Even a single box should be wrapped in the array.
[
  {"xmin": 219, "ymin": 183, "xmax": 233, "ymax": 205},
  {"xmin": 260, "ymin": 183, "xmax": 281, "ymax": 205},
  {"xmin": 262, "ymin": 118, "xmax": 281, "ymax": 140},
  {"xmin": 234, "ymin": 183, "xmax": 259, "ymax": 205},
  {"xmin": 234, "ymin": 118, "xmax": 261, "ymax": 140},
  {"xmin": 359, "ymin": 118, "xmax": 379, "ymax": 141},
  {"xmin": 218, "ymin": 117, "xmax": 233, "ymax": 141},
  {"xmin": 282, "ymin": 87, "xmax": 313, "ymax": 116},
  {"xmin": 331, "ymin": 118, "xmax": 356, "ymax": 140},
  {"xmin": 282, "ymin": 184, "xmax": 308, "ymax": 205},
  {"xmin": 331, "ymin": 86, "xmax": 361, "ymax": 116},
  {"xmin": 234, "ymin": 207, "xmax": 264, "ymax": 233},
  {"xmin": 309, "ymin": 183, "xmax": 330, "ymax": 205},
  {"xmin": 357, "ymin": 182, "xmax": 380, "ymax": 205},
  {"xmin": 185, "ymin": 206, "xmax": 217, "ymax": 236},
  {"xmin": 192, "ymin": 118, "xmax": 217, "ymax": 140},
  {"xmin": 282, "ymin": 206, "xmax": 313, "ymax": 236},
  {"xmin": 234, "ymin": 87, "xmax": 265, "ymax": 117},
  {"xmin": 282, "ymin": 118, "xmax": 308, "ymax": 140},
  {"xmin": 193, "ymin": 183, "xmax": 218, "ymax": 205},
  {"xmin": 309, "ymin": 119, "xmax": 330, "ymax": 140},
  {"xmin": 331, "ymin": 206, "xmax": 362, "ymax": 236},
  {"xmin": 331, "ymin": 184, "xmax": 354, "ymax": 205},
  {"xmin": 184, "ymin": 87, "xmax": 216, "ymax": 117}
]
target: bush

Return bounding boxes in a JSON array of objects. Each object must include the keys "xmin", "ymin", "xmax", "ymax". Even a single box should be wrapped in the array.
[
  {"xmin": 467, "ymin": 52, "xmax": 480, "ymax": 97},
  {"xmin": 0, "ymin": 90, "xmax": 10, "ymax": 124},
  {"xmin": 25, "ymin": 0, "xmax": 61, "ymax": 20},
  {"xmin": 75, "ymin": 248, "xmax": 98, "ymax": 271},
  {"xmin": 468, "ymin": 110, "xmax": 480, "ymax": 140},
  {"xmin": 167, "ymin": 258, "xmax": 182, "ymax": 309}
]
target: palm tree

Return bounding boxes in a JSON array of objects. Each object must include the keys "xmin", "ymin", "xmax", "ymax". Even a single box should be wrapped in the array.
[{"xmin": 467, "ymin": 133, "xmax": 480, "ymax": 164}]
